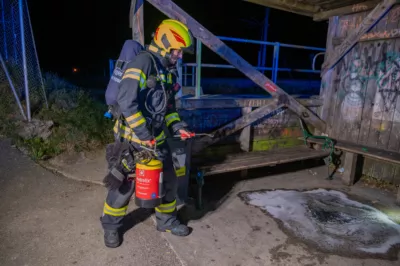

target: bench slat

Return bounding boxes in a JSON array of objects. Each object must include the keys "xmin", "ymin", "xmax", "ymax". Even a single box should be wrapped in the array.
[
  {"xmin": 302, "ymin": 137, "xmax": 400, "ymax": 164},
  {"xmin": 195, "ymin": 146, "xmax": 330, "ymax": 176}
]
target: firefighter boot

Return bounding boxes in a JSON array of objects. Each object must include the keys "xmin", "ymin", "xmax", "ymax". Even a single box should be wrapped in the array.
[
  {"xmin": 155, "ymin": 200, "xmax": 190, "ymax": 237},
  {"xmin": 104, "ymin": 229, "xmax": 121, "ymax": 248}
]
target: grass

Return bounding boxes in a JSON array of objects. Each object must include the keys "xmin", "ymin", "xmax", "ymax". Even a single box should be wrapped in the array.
[{"xmin": 0, "ymin": 72, "xmax": 114, "ymax": 161}]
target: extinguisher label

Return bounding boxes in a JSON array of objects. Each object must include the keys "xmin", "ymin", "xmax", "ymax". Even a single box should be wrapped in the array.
[{"xmin": 135, "ymin": 168, "xmax": 162, "ymax": 200}]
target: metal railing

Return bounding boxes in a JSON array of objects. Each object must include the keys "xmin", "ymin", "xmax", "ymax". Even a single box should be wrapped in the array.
[
  {"xmin": 184, "ymin": 36, "xmax": 326, "ymax": 98},
  {"xmin": 108, "ymin": 36, "xmax": 326, "ymax": 98}
]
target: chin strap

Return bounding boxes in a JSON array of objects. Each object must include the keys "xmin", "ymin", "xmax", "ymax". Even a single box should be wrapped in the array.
[{"xmin": 148, "ymin": 44, "xmax": 169, "ymax": 58}]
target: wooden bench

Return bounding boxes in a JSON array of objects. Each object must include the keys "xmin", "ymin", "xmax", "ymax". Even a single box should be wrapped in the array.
[
  {"xmin": 188, "ymin": 145, "xmax": 330, "ymax": 208},
  {"xmin": 303, "ymin": 136, "xmax": 400, "ymax": 205}
]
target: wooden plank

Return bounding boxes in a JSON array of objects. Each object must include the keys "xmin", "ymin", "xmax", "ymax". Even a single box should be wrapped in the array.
[
  {"xmin": 317, "ymin": 17, "xmax": 338, "ymax": 135},
  {"xmin": 342, "ymin": 10, "xmax": 375, "ymax": 143},
  {"xmin": 321, "ymin": 0, "xmax": 399, "ymax": 76},
  {"xmin": 342, "ymin": 152, "xmax": 360, "ymax": 185},
  {"xmin": 387, "ymin": 6, "xmax": 400, "ymax": 151},
  {"xmin": 377, "ymin": 12, "xmax": 400, "ymax": 184},
  {"xmin": 146, "ymin": 0, "xmax": 327, "ymax": 132},
  {"xmin": 327, "ymin": 13, "xmax": 358, "ymax": 138},
  {"xmin": 314, "ymin": 0, "xmax": 381, "ymax": 21},
  {"xmin": 176, "ymin": 96, "xmax": 323, "ymax": 109},
  {"xmin": 325, "ymin": 17, "xmax": 341, "ymax": 137},
  {"xmin": 302, "ymin": 136, "xmax": 400, "ymax": 164},
  {"xmin": 243, "ymin": 0, "xmax": 317, "ymax": 17},
  {"xmin": 191, "ymin": 102, "xmax": 285, "ymax": 154},
  {"xmin": 357, "ymin": 42, "xmax": 381, "ymax": 144},
  {"xmin": 368, "ymin": 42, "xmax": 396, "ymax": 148},
  {"xmin": 129, "ymin": 0, "xmax": 145, "ymax": 45},
  {"xmin": 195, "ymin": 146, "xmax": 329, "ymax": 176},
  {"xmin": 377, "ymin": 11, "xmax": 400, "ymax": 149}
]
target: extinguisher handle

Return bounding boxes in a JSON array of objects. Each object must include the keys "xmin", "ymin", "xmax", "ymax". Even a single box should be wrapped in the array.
[{"xmin": 181, "ymin": 132, "xmax": 195, "ymax": 138}]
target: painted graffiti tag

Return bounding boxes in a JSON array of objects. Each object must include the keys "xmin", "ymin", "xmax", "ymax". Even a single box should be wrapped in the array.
[
  {"xmin": 333, "ymin": 40, "xmax": 400, "ymax": 123},
  {"xmin": 352, "ymin": 4, "xmax": 368, "ymax": 13},
  {"xmin": 360, "ymin": 29, "xmax": 400, "ymax": 41}
]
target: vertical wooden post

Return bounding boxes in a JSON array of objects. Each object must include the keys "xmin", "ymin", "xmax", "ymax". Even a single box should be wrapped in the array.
[
  {"xmin": 239, "ymin": 107, "xmax": 252, "ymax": 152},
  {"xmin": 342, "ymin": 152, "xmax": 359, "ymax": 186},
  {"xmin": 239, "ymin": 107, "xmax": 253, "ymax": 178},
  {"xmin": 130, "ymin": 0, "xmax": 145, "ymax": 45}
]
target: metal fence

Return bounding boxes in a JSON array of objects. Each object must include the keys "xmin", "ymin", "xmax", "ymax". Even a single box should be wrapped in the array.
[{"xmin": 0, "ymin": 0, "xmax": 47, "ymax": 121}]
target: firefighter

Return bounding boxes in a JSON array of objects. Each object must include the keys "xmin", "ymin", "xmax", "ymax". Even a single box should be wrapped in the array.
[{"xmin": 100, "ymin": 19, "xmax": 194, "ymax": 248}]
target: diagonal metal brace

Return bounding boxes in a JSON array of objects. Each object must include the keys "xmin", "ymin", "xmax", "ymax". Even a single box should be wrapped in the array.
[{"xmin": 146, "ymin": 0, "xmax": 327, "ymax": 132}]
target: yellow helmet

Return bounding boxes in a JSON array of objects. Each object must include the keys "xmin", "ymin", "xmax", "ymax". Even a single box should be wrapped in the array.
[{"xmin": 153, "ymin": 19, "xmax": 194, "ymax": 54}]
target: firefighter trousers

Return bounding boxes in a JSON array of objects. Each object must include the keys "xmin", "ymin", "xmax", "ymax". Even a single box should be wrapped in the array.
[{"xmin": 100, "ymin": 141, "xmax": 179, "ymax": 231}]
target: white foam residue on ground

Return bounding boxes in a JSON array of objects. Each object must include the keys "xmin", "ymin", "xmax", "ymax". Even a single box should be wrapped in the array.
[{"xmin": 245, "ymin": 189, "xmax": 400, "ymax": 255}]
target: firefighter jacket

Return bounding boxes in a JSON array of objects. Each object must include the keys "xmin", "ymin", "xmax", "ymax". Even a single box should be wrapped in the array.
[{"xmin": 113, "ymin": 46, "xmax": 188, "ymax": 146}]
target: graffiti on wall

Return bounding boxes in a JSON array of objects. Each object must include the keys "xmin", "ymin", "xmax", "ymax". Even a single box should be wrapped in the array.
[
  {"xmin": 372, "ymin": 50, "xmax": 400, "ymax": 121},
  {"xmin": 336, "ymin": 48, "xmax": 364, "ymax": 122},
  {"xmin": 333, "ymin": 40, "xmax": 400, "ymax": 124},
  {"xmin": 340, "ymin": 6, "xmax": 400, "ymax": 34}
]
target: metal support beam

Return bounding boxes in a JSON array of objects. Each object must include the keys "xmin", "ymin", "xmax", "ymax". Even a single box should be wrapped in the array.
[
  {"xmin": 321, "ymin": 0, "xmax": 400, "ymax": 76},
  {"xmin": 19, "ymin": 0, "xmax": 30, "ymax": 121},
  {"xmin": 192, "ymin": 101, "xmax": 285, "ymax": 154},
  {"xmin": 1, "ymin": 0, "xmax": 8, "ymax": 60},
  {"xmin": 146, "ymin": 0, "xmax": 327, "ymax": 132}
]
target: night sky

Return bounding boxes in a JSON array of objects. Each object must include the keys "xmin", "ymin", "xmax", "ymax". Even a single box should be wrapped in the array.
[{"xmin": 27, "ymin": 0, "xmax": 328, "ymax": 82}]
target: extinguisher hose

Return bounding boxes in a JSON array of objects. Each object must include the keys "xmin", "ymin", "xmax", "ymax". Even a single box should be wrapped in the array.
[{"xmin": 144, "ymin": 51, "xmax": 168, "ymax": 117}]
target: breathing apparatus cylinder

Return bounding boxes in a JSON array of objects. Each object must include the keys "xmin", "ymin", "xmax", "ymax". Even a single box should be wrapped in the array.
[{"xmin": 134, "ymin": 158, "xmax": 164, "ymax": 208}]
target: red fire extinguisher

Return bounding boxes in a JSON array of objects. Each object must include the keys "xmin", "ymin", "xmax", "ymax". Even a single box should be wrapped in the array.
[{"xmin": 134, "ymin": 158, "xmax": 164, "ymax": 208}]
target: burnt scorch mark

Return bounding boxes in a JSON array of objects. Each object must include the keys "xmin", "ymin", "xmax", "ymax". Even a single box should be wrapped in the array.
[{"xmin": 238, "ymin": 188, "xmax": 400, "ymax": 261}]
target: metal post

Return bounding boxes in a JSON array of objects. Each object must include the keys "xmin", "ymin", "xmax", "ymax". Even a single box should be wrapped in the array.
[
  {"xmin": 176, "ymin": 58, "xmax": 183, "ymax": 99},
  {"xmin": 0, "ymin": 52, "xmax": 27, "ymax": 120},
  {"xmin": 109, "ymin": 59, "xmax": 114, "ymax": 77},
  {"xmin": 11, "ymin": 6, "xmax": 16, "ymax": 61},
  {"xmin": 191, "ymin": 66, "xmax": 194, "ymax": 87},
  {"xmin": 25, "ymin": 0, "xmax": 48, "ymax": 108},
  {"xmin": 272, "ymin": 43, "xmax": 280, "ymax": 83},
  {"xmin": 195, "ymin": 38, "xmax": 202, "ymax": 98},
  {"xmin": 1, "ymin": 0, "xmax": 8, "ymax": 60},
  {"xmin": 184, "ymin": 65, "xmax": 187, "ymax": 86},
  {"xmin": 260, "ymin": 8, "xmax": 270, "ymax": 72},
  {"xmin": 19, "ymin": 0, "xmax": 30, "ymax": 121}
]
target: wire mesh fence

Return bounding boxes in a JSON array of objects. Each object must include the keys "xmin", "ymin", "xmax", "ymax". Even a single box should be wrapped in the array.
[{"xmin": 0, "ymin": 0, "xmax": 47, "ymax": 121}]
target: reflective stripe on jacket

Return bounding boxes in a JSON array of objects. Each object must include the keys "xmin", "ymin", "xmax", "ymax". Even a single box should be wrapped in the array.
[{"xmin": 115, "ymin": 47, "xmax": 187, "ymax": 143}]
